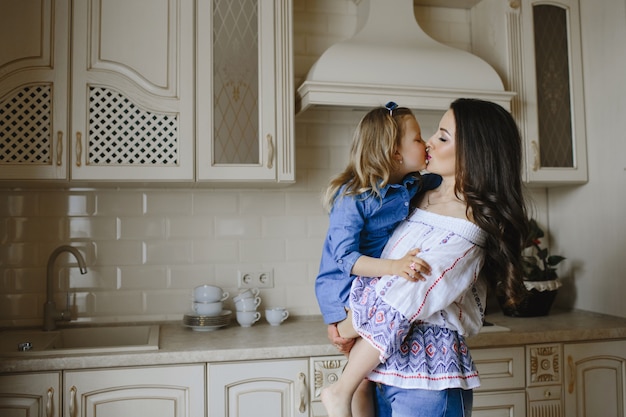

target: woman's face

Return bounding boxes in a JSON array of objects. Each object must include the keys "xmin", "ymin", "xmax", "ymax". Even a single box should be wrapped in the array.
[
  {"xmin": 425, "ymin": 109, "xmax": 456, "ymax": 177},
  {"xmin": 395, "ymin": 115, "xmax": 428, "ymax": 175}
]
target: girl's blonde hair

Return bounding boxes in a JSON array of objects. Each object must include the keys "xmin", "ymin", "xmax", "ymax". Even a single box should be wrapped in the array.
[{"xmin": 322, "ymin": 105, "xmax": 416, "ymax": 212}]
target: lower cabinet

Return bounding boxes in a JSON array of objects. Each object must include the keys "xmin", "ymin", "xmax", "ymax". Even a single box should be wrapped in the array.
[
  {"xmin": 2, "ymin": 339, "xmax": 625, "ymax": 417},
  {"xmin": 0, "ymin": 372, "xmax": 60, "ymax": 417},
  {"xmin": 310, "ymin": 355, "xmax": 348, "ymax": 417},
  {"xmin": 208, "ymin": 359, "xmax": 309, "ymax": 417},
  {"xmin": 564, "ymin": 340, "xmax": 626, "ymax": 417},
  {"xmin": 64, "ymin": 364, "xmax": 204, "ymax": 417},
  {"xmin": 472, "ymin": 347, "xmax": 527, "ymax": 417}
]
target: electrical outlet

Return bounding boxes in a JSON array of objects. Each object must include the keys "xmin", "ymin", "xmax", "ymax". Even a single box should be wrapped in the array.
[{"xmin": 238, "ymin": 270, "xmax": 274, "ymax": 289}]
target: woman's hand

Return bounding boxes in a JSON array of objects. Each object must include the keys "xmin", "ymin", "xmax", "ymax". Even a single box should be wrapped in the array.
[
  {"xmin": 327, "ymin": 324, "xmax": 355, "ymax": 354},
  {"xmin": 392, "ymin": 248, "xmax": 430, "ymax": 281}
]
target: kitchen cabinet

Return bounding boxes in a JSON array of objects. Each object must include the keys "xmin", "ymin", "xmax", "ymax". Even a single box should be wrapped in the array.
[
  {"xmin": 0, "ymin": 0, "xmax": 70, "ymax": 180},
  {"xmin": 472, "ymin": 346, "xmax": 527, "ymax": 417},
  {"xmin": 310, "ymin": 355, "xmax": 348, "ymax": 417},
  {"xmin": 471, "ymin": 0, "xmax": 588, "ymax": 186},
  {"xmin": 2, "ymin": 0, "xmax": 295, "ymax": 184},
  {"xmin": 0, "ymin": 0, "xmax": 194, "ymax": 182},
  {"xmin": 196, "ymin": 0, "xmax": 295, "ymax": 183},
  {"xmin": 208, "ymin": 359, "xmax": 309, "ymax": 417},
  {"xmin": 70, "ymin": 0, "xmax": 195, "ymax": 181},
  {"xmin": 64, "ymin": 364, "xmax": 204, "ymax": 417},
  {"xmin": 0, "ymin": 371, "xmax": 60, "ymax": 417},
  {"xmin": 526, "ymin": 344, "xmax": 564, "ymax": 417},
  {"xmin": 564, "ymin": 340, "xmax": 626, "ymax": 417}
]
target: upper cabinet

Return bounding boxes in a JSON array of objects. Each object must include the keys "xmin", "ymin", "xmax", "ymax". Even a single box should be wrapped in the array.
[
  {"xmin": 0, "ymin": 0, "xmax": 294, "ymax": 184},
  {"xmin": 0, "ymin": 0, "xmax": 70, "ymax": 180},
  {"xmin": 70, "ymin": 0, "xmax": 195, "ymax": 181},
  {"xmin": 196, "ymin": 0, "xmax": 295, "ymax": 183},
  {"xmin": 472, "ymin": 0, "xmax": 588, "ymax": 186}
]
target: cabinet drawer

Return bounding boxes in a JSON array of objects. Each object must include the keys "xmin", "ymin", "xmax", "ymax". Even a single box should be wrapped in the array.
[{"xmin": 472, "ymin": 346, "xmax": 525, "ymax": 391}]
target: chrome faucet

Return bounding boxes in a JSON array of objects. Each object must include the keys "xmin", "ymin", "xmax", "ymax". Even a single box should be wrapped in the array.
[{"xmin": 43, "ymin": 245, "xmax": 88, "ymax": 331}]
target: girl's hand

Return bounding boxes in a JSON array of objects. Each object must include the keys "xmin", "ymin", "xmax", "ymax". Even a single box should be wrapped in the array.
[
  {"xmin": 327, "ymin": 324, "xmax": 354, "ymax": 354},
  {"xmin": 392, "ymin": 248, "xmax": 431, "ymax": 281}
]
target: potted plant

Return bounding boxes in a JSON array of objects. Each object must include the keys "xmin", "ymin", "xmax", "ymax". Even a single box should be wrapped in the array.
[{"xmin": 500, "ymin": 218, "xmax": 566, "ymax": 317}]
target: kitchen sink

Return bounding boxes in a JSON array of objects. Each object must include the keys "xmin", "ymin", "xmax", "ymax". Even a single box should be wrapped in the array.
[{"xmin": 0, "ymin": 325, "xmax": 159, "ymax": 356}]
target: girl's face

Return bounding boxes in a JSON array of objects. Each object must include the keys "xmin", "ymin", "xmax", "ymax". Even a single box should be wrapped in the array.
[
  {"xmin": 395, "ymin": 116, "xmax": 428, "ymax": 177},
  {"xmin": 425, "ymin": 109, "xmax": 456, "ymax": 177}
]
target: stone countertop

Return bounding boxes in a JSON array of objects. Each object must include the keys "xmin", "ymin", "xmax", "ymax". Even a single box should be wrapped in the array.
[{"xmin": 2, "ymin": 309, "xmax": 626, "ymax": 374}]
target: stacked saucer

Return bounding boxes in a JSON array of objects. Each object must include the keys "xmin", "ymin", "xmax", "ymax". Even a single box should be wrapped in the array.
[
  {"xmin": 183, "ymin": 310, "xmax": 232, "ymax": 332},
  {"xmin": 183, "ymin": 285, "xmax": 232, "ymax": 331}
]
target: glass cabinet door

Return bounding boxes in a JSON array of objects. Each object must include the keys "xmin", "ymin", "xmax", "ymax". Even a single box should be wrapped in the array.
[
  {"xmin": 522, "ymin": 0, "xmax": 587, "ymax": 185},
  {"xmin": 196, "ymin": 0, "xmax": 294, "ymax": 183}
]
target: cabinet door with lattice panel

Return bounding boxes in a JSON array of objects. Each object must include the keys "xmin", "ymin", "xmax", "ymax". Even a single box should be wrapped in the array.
[
  {"xmin": 0, "ymin": 0, "xmax": 70, "ymax": 180},
  {"xmin": 69, "ymin": 0, "xmax": 194, "ymax": 181}
]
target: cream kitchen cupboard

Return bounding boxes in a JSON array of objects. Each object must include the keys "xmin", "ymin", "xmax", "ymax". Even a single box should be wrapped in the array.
[
  {"xmin": 0, "ymin": 0, "xmax": 194, "ymax": 182},
  {"xmin": 564, "ymin": 340, "xmax": 626, "ymax": 417},
  {"xmin": 63, "ymin": 364, "xmax": 204, "ymax": 417},
  {"xmin": 196, "ymin": 0, "xmax": 294, "ymax": 183},
  {"xmin": 208, "ymin": 359, "xmax": 309, "ymax": 417},
  {"xmin": 471, "ymin": 0, "xmax": 588, "ymax": 186},
  {"xmin": 310, "ymin": 355, "xmax": 348, "ymax": 417},
  {"xmin": 0, "ymin": 0, "xmax": 70, "ymax": 180},
  {"xmin": 1, "ymin": 0, "xmax": 294, "ymax": 184},
  {"xmin": 0, "ymin": 371, "xmax": 60, "ymax": 417},
  {"xmin": 472, "ymin": 346, "xmax": 527, "ymax": 417}
]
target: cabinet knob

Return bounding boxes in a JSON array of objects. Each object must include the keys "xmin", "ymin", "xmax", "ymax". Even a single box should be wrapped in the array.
[{"xmin": 544, "ymin": 389, "xmax": 552, "ymax": 398}]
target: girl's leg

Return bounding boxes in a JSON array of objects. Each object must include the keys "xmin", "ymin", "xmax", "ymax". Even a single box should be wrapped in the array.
[
  {"xmin": 321, "ymin": 312, "xmax": 381, "ymax": 417},
  {"xmin": 352, "ymin": 379, "xmax": 375, "ymax": 417}
]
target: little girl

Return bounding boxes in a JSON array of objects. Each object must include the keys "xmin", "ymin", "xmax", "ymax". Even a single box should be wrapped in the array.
[{"xmin": 315, "ymin": 102, "xmax": 440, "ymax": 416}]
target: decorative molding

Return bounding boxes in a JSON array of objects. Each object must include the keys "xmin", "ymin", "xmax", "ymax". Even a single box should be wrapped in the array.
[{"xmin": 529, "ymin": 344, "xmax": 561, "ymax": 384}]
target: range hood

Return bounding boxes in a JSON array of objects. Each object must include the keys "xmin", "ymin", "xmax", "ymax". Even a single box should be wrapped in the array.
[{"xmin": 296, "ymin": 0, "xmax": 515, "ymax": 114}]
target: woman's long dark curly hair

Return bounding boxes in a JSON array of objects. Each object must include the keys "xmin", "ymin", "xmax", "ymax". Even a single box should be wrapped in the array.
[{"xmin": 450, "ymin": 98, "xmax": 529, "ymax": 307}]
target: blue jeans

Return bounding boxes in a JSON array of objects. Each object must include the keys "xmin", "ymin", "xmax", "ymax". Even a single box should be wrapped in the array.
[{"xmin": 374, "ymin": 384, "xmax": 473, "ymax": 417}]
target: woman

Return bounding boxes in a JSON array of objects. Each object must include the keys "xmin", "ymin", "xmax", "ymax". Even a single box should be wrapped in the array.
[{"xmin": 325, "ymin": 98, "xmax": 529, "ymax": 417}]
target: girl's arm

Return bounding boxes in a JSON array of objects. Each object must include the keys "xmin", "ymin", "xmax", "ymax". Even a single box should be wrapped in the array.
[{"xmin": 352, "ymin": 248, "xmax": 431, "ymax": 281}]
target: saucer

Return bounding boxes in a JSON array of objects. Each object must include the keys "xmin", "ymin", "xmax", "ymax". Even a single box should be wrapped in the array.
[
  {"xmin": 183, "ymin": 323, "xmax": 228, "ymax": 332},
  {"xmin": 183, "ymin": 310, "xmax": 232, "ymax": 330}
]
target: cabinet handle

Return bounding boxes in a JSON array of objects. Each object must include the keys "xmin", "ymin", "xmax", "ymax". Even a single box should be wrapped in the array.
[
  {"xmin": 297, "ymin": 372, "xmax": 307, "ymax": 413},
  {"xmin": 266, "ymin": 134, "xmax": 275, "ymax": 169},
  {"xmin": 56, "ymin": 131, "xmax": 63, "ymax": 166},
  {"xmin": 75, "ymin": 132, "xmax": 82, "ymax": 167},
  {"xmin": 46, "ymin": 387, "xmax": 54, "ymax": 417},
  {"xmin": 567, "ymin": 355, "xmax": 575, "ymax": 394},
  {"xmin": 531, "ymin": 140, "xmax": 540, "ymax": 171},
  {"xmin": 69, "ymin": 385, "xmax": 77, "ymax": 417}
]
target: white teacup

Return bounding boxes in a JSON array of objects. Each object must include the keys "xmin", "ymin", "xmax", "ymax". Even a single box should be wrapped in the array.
[
  {"xmin": 233, "ymin": 288, "xmax": 260, "ymax": 303},
  {"xmin": 192, "ymin": 301, "xmax": 223, "ymax": 316},
  {"xmin": 235, "ymin": 296, "xmax": 261, "ymax": 311},
  {"xmin": 236, "ymin": 311, "xmax": 261, "ymax": 327},
  {"xmin": 194, "ymin": 285, "xmax": 229, "ymax": 302},
  {"xmin": 265, "ymin": 307, "xmax": 289, "ymax": 326}
]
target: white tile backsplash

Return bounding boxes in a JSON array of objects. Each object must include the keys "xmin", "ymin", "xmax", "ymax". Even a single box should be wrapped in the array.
[{"xmin": 0, "ymin": 1, "xmax": 470, "ymax": 327}]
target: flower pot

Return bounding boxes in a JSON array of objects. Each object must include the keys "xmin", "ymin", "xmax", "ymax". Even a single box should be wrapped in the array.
[{"xmin": 498, "ymin": 280, "xmax": 563, "ymax": 317}]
